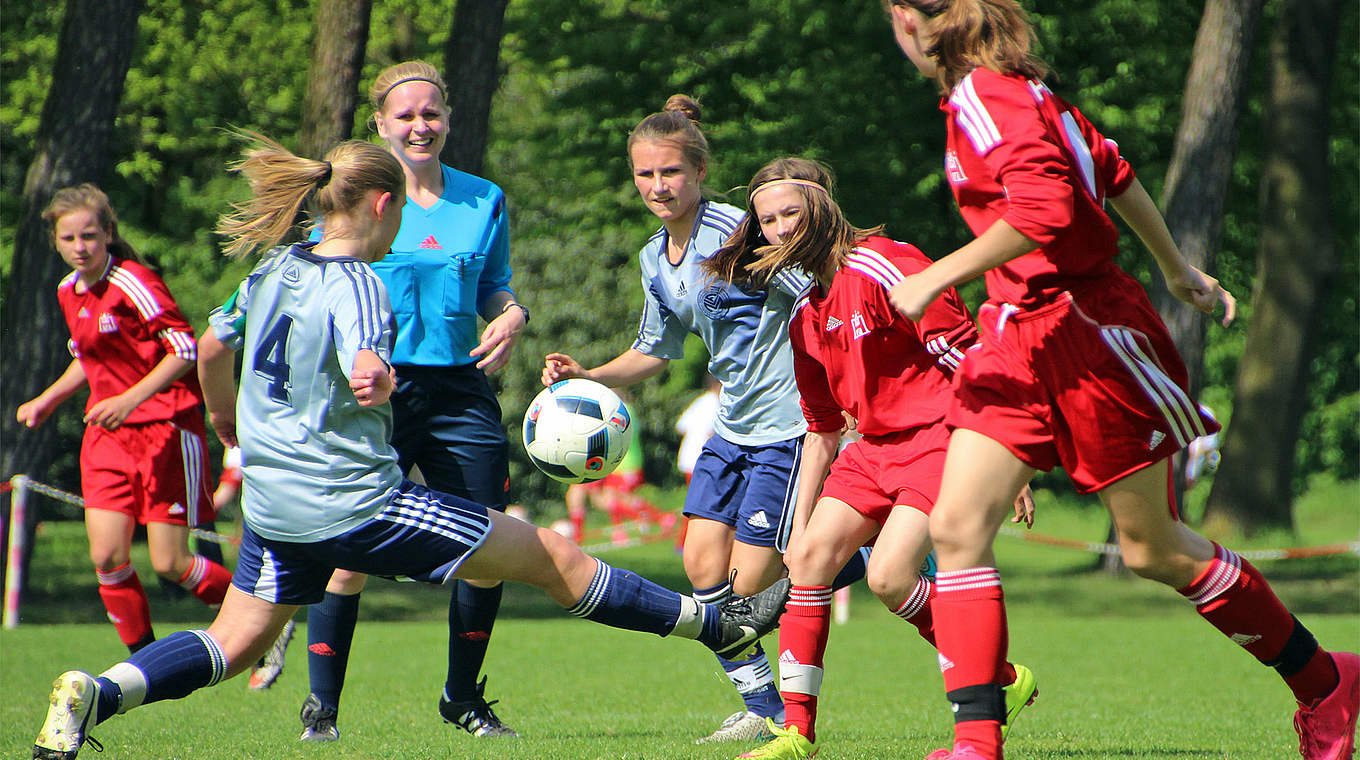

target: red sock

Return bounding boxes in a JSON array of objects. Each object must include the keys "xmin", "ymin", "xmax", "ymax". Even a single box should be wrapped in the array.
[
  {"xmin": 96, "ymin": 562, "xmax": 153, "ymax": 648},
  {"xmin": 1182, "ymin": 543, "xmax": 1337, "ymax": 704},
  {"xmin": 892, "ymin": 576, "xmax": 937, "ymax": 647},
  {"xmin": 934, "ymin": 567, "xmax": 1008, "ymax": 759},
  {"xmin": 779, "ymin": 585, "xmax": 832, "ymax": 743},
  {"xmin": 178, "ymin": 554, "xmax": 231, "ymax": 607}
]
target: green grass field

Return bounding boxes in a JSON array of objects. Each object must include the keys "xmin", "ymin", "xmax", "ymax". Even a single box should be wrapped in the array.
[{"xmin": 2, "ymin": 480, "xmax": 1357, "ymax": 759}]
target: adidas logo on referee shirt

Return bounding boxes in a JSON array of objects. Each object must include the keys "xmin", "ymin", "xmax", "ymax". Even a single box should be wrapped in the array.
[{"xmin": 419, "ymin": 235, "xmax": 442, "ymax": 249}]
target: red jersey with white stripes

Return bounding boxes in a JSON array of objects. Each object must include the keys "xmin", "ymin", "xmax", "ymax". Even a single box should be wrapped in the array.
[
  {"xmin": 790, "ymin": 236, "xmax": 977, "ymax": 439},
  {"xmin": 58, "ymin": 256, "xmax": 203, "ymax": 424},
  {"xmin": 942, "ymin": 68, "xmax": 1137, "ymax": 307}
]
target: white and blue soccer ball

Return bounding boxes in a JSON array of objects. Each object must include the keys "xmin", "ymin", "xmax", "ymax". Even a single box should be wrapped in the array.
[{"xmin": 523, "ymin": 378, "xmax": 634, "ymax": 484}]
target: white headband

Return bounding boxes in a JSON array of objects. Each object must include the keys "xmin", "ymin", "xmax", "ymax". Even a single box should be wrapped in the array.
[{"xmin": 747, "ymin": 178, "xmax": 829, "ymax": 206}]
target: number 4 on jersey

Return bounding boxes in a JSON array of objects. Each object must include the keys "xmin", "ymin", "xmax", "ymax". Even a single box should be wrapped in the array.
[{"xmin": 254, "ymin": 315, "xmax": 294, "ymax": 403}]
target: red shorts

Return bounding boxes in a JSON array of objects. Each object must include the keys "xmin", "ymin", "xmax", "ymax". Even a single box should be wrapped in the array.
[
  {"xmin": 818, "ymin": 422, "xmax": 949, "ymax": 524},
  {"xmin": 80, "ymin": 410, "xmax": 215, "ymax": 526},
  {"xmin": 949, "ymin": 273, "xmax": 1219, "ymax": 493}
]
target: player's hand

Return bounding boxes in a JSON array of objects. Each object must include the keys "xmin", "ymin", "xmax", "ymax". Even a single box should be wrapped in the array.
[
  {"xmin": 470, "ymin": 307, "xmax": 525, "ymax": 374},
  {"xmin": 887, "ymin": 273, "xmax": 943, "ymax": 322},
  {"xmin": 84, "ymin": 393, "xmax": 139, "ymax": 430},
  {"xmin": 351, "ymin": 364, "xmax": 395, "ymax": 407},
  {"xmin": 542, "ymin": 353, "xmax": 586, "ymax": 386},
  {"xmin": 1011, "ymin": 483, "xmax": 1036, "ymax": 529},
  {"xmin": 16, "ymin": 398, "xmax": 55, "ymax": 429},
  {"xmin": 1163, "ymin": 264, "xmax": 1236, "ymax": 327},
  {"xmin": 207, "ymin": 411, "xmax": 238, "ymax": 448}
]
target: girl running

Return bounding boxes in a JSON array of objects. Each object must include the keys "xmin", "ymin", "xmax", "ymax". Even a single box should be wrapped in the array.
[
  {"xmin": 17, "ymin": 184, "xmax": 232, "ymax": 654},
  {"xmin": 707, "ymin": 157, "xmax": 1036, "ymax": 760},
  {"xmin": 879, "ymin": 2, "xmax": 1357, "ymax": 759}
]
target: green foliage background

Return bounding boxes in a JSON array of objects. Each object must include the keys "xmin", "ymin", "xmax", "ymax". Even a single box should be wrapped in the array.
[{"xmin": 2, "ymin": 0, "xmax": 1356, "ymax": 518}]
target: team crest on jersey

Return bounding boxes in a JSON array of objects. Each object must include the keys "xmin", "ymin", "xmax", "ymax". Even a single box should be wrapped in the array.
[
  {"xmin": 419, "ymin": 235, "xmax": 442, "ymax": 250},
  {"xmin": 698, "ymin": 283, "xmax": 731, "ymax": 321},
  {"xmin": 98, "ymin": 313, "xmax": 118, "ymax": 334},
  {"xmin": 825, "ymin": 315, "xmax": 843, "ymax": 331},
  {"xmin": 851, "ymin": 311, "xmax": 870, "ymax": 340},
  {"xmin": 945, "ymin": 151, "xmax": 968, "ymax": 185},
  {"xmin": 282, "ymin": 265, "xmax": 301, "ymax": 284}
]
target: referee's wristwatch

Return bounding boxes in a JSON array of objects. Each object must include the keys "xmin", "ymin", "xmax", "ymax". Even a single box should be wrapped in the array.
[{"xmin": 502, "ymin": 300, "xmax": 530, "ymax": 324}]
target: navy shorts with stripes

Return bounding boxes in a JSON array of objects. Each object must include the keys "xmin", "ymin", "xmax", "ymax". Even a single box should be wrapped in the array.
[
  {"xmin": 232, "ymin": 480, "xmax": 493, "ymax": 605},
  {"xmin": 683, "ymin": 434, "xmax": 801, "ymax": 551}
]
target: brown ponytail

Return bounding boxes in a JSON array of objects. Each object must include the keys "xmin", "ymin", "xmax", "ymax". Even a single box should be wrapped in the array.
[{"xmin": 888, "ymin": 0, "xmax": 1048, "ymax": 92}]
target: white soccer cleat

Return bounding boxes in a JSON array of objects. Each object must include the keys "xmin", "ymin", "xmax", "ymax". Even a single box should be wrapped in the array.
[
  {"xmin": 694, "ymin": 710, "xmax": 777, "ymax": 744},
  {"xmin": 248, "ymin": 619, "xmax": 295, "ymax": 691},
  {"xmin": 33, "ymin": 671, "xmax": 101, "ymax": 759}
]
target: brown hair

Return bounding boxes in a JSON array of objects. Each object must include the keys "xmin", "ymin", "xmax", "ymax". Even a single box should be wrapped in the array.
[
  {"xmin": 42, "ymin": 183, "xmax": 147, "ymax": 264},
  {"xmin": 627, "ymin": 94, "xmax": 710, "ymax": 172},
  {"xmin": 216, "ymin": 130, "xmax": 404, "ymax": 258},
  {"xmin": 705, "ymin": 157, "xmax": 882, "ymax": 288},
  {"xmin": 886, "ymin": 0, "xmax": 1047, "ymax": 92},
  {"xmin": 368, "ymin": 60, "xmax": 448, "ymax": 112}
]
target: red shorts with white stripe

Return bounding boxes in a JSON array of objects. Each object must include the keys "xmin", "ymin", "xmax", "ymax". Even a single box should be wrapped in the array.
[
  {"xmin": 80, "ymin": 409, "xmax": 215, "ymax": 526},
  {"xmin": 818, "ymin": 421, "xmax": 949, "ymax": 522},
  {"xmin": 948, "ymin": 271, "xmax": 1219, "ymax": 493}
]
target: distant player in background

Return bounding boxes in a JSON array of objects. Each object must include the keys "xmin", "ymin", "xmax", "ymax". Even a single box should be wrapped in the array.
[
  {"xmin": 880, "ymin": 3, "xmax": 1358, "ymax": 759},
  {"xmin": 298, "ymin": 60, "xmax": 528, "ymax": 742},
  {"xmin": 16, "ymin": 184, "xmax": 232, "ymax": 655},
  {"xmin": 706, "ymin": 157, "xmax": 1037, "ymax": 760},
  {"xmin": 31, "ymin": 132, "xmax": 789, "ymax": 760},
  {"xmin": 542, "ymin": 95, "xmax": 869, "ymax": 745}
]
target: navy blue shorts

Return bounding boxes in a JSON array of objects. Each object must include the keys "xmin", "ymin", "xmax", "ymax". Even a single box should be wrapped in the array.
[
  {"xmin": 683, "ymin": 435, "xmax": 801, "ymax": 550},
  {"xmin": 232, "ymin": 481, "xmax": 493, "ymax": 605},
  {"xmin": 391, "ymin": 364, "xmax": 510, "ymax": 510}
]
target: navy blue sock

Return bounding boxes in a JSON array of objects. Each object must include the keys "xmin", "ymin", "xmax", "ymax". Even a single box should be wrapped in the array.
[
  {"xmin": 831, "ymin": 546, "xmax": 872, "ymax": 591},
  {"xmin": 695, "ymin": 579, "xmax": 784, "ymax": 719},
  {"xmin": 95, "ymin": 630, "xmax": 226, "ymax": 722},
  {"xmin": 444, "ymin": 581, "xmax": 503, "ymax": 702},
  {"xmin": 567, "ymin": 560, "xmax": 714, "ymax": 641},
  {"xmin": 307, "ymin": 591, "xmax": 361, "ymax": 711}
]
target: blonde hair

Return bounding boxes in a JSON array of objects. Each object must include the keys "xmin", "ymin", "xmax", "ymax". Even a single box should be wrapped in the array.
[
  {"xmin": 216, "ymin": 130, "xmax": 404, "ymax": 258},
  {"xmin": 42, "ymin": 183, "xmax": 147, "ymax": 264},
  {"xmin": 627, "ymin": 94, "xmax": 710, "ymax": 172},
  {"xmin": 705, "ymin": 158, "xmax": 882, "ymax": 287},
  {"xmin": 885, "ymin": 0, "xmax": 1047, "ymax": 92},
  {"xmin": 368, "ymin": 60, "xmax": 448, "ymax": 112}
]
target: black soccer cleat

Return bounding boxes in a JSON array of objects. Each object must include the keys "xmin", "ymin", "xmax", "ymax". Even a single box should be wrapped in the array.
[
  {"xmin": 711, "ymin": 577, "xmax": 790, "ymax": 659},
  {"xmin": 298, "ymin": 693, "xmax": 339, "ymax": 742},
  {"xmin": 439, "ymin": 677, "xmax": 519, "ymax": 737}
]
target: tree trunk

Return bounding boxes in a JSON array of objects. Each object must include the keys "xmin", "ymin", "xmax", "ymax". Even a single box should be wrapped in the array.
[
  {"xmin": 0, "ymin": 0, "xmax": 144, "ymax": 485},
  {"xmin": 1204, "ymin": 0, "xmax": 1343, "ymax": 531},
  {"xmin": 1151, "ymin": 0, "xmax": 1263, "ymax": 511},
  {"xmin": 441, "ymin": 0, "xmax": 510, "ymax": 176},
  {"xmin": 299, "ymin": 0, "xmax": 373, "ymax": 160}
]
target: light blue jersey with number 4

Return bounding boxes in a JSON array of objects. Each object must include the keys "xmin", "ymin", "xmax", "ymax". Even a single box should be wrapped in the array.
[{"xmin": 208, "ymin": 243, "xmax": 403, "ymax": 542}]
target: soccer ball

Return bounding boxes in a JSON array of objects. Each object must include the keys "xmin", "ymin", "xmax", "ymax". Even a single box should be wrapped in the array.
[{"xmin": 523, "ymin": 378, "xmax": 634, "ymax": 484}]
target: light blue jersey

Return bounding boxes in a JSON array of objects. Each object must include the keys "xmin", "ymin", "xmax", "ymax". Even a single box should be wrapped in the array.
[
  {"xmin": 208, "ymin": 244, "xmax": 403, "ymax": 542},
  {"xmin": 633, "ymin": 200, "xmax": 809, "ymax": 445}
]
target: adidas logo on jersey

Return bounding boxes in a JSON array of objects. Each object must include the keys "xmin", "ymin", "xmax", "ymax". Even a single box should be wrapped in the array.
[
  {"xmin": 746, "ymin": 511, "xmax": 771, "ymax": 529},
  {"xmin": 419, "ymin": 235, "xmax": 442, "ymax": 250},
  {"xmin": 676, "ymin": 282, "xmax": 688, "ymax": 298},
  {"xmin": 851, "ymin": 311, "xmax": 870, "ymax": 339},
  {"xmin": 167, "ymin": 503, "xmax": 185, "ymax": 515},
  {"xmin": 1148, "ymin": 430, "xmax": 1166, "ymax": 450},
  {"xmin": 98, "ymin": 313, "xmax": 119, "ymax": 334},
  {"xmin": 825, "ymin": 315, "xmax": 843, "ymax": 331},
  {"xmin": 77, "ymin": 307, "xmax": 90, "ymax": 319}
]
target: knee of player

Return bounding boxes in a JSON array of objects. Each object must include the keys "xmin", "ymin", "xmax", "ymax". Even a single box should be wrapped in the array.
[{"xmin": 865, "ymin": 565, "xmax": 915, "ymax": 607}]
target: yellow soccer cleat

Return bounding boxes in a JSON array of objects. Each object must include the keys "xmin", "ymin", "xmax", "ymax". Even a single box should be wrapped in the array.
[
  {"xmin": 736, "ymin": 718, "xmax": 818, "ymax": 759},
  {"xmin": 1001, "ymin": 663, "xmax": 1039, "ymax": 740}
]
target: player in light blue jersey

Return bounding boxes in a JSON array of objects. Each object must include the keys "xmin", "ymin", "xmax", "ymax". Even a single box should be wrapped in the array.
[
  {"xmin": 543, "ymin": 95, "xmax": 869, "ymax": 745},
  {"xmin": 298, "ymin": 61, "xmax": 528, "ymax": 740},
  {"xmin": 32, "ymin": 132, "xmax": 788, "ymax": 760}
]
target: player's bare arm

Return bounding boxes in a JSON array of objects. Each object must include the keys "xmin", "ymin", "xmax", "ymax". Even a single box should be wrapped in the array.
[
  {"xmin": 197, "ymin": 330, "xmax": 239, "ymax": 448},
  {"xmin": 84, "ymin": 355, "xmax": 194, "ymax": 430},
  {"xmin": 1109, "ymin": 178, "xmax": 1237, "ymax": 326},
  {"xmin": 888, "ymin": 220, "xmax": 1036, "ymax": 321},
  {"xmin": 788, "ymin": 430, "xmax": 840, "ymax": 548},
  {"xmin": 16, "ymin": 358, "xmax": 87, "ymax": 428},
  {"xmin": 542, "ymin": 348, "xmax": 667, "ymax": 388}
]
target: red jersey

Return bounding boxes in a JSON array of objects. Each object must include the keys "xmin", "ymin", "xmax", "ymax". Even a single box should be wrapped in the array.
[
  {"xmin": 790, "ymin": 237, "xmax": 977, "ymax": 439},
  {"xmin": 942, "ymin": 68, "xmax": 1137, "ymax": 307},
  {"xmin": 58, "ymin": 256, "xmax": 203, "ymax": 424}
]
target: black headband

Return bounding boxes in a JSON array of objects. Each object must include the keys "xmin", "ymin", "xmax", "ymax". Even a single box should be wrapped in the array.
[{"xmin": 377, "ymin": 76, "xmax": 446, "ymax": 106}]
